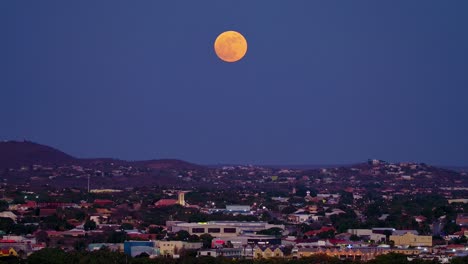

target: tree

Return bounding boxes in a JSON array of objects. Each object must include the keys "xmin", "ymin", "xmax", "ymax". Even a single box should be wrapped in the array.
[
  {"xmin": 451, "ymin": 256, "xmax": 468, "ymax": 264},
  {"xmin": 199, "ymin": 233, "xmax": 213, "ymax": 248},
  {"xmin": 35, "ymin": 230, "xmax": 49, "ymax": 243},
  {"xmin": 148, "ymin": 226, "xmax": 163, "ymax": 234},
  {"xmin": 120, "ymin": 223, "xmax": 134, "ymax": 230},
  {"xmin": 74, "ymin": 240, "xmax": 86, "ymax": 251},
  {"xmin": 0, "ymin": 217, "xmax": 14, "ymax": 233},
  {"xmin": 107, "ymin": 230, "xmax": 127, "ymax": 243},
  {"xmin": 11, "ymin": 223, "xmax": 38, "ymax": 235},
  {"xmin": 0, "ymin": 200, "xmax": 8, "ymax": 212},
  {"xmin": 225, "ymin": 241, "xmax": 234, "ymax": 248},
  {"xmin": 84, "ymin": 219, "xmax": 97, "ymax": 231},
  {"xmin": 443, "ymin": 221, "xmax": 461, "ymax": 235},
  {"xmin": 367, "ymin": 253, "xmax": 409, "ymax": 264},
  {"xmin": 27, "ymin": 248, "xmax": 70, "ymax": 264},
  {"xmin": 188, "ymin": 234, "xmax": 200, "ymax": 242},
  {"xmin": 281, "ymin": 206, "xmax": 297, "ymax": 215},
  {"xmin": 175, "ymin": 230, "xmax": 190, "ymax": 241},
  {"xmin": 135, "ymin": 252, "xmax": 150, "ymax": 258},
  {"xmin": 300, "ymin": 254, "xmax": 342, "ymax": 264},
  {"xmin": 317, "ymin": 230, "xmax": 335, "ymax": 239},
  {"xmin": 256, "ymin": 227, "xmax": 283, "ymax": 237}
]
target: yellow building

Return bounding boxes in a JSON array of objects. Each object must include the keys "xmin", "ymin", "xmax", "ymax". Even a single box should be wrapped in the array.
[
  {"xmin": 390, "ymin": 233, "xmax": 432, "ymax": 247},
  {"xmin": 0, "ymin": 248, "xmax": 18, "ymax": 257},
  {"xmin": 253, "ymin": 246, "xmax": 284, "ymax": 259},
  {"xmin": 155, "ymin": 240, "xmax": 202, "ymax": 257},
  {"xmin": 292, "ymin": 247, "xmax": 388, "ymax": 261},
  {"xmin": 391, "ymin": 248, "xmax": 428, "ymax": 255}
]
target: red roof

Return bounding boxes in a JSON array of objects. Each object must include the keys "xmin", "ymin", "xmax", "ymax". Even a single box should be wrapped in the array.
[
  {"xmin": 0, "ymin": 249, "xmax": 10, "ymax": 254},
  {"xmin": 38, "ymin": 202, "xmax": 76, "ymax": 208},
  {"xmin": 328, "ymin": 239, "xmax": 348, "ymax": 245},
  {"xmin": 23, "ymin": 201, "xmax": 37, "ymax": 207},
  {"xmin": 304, "ymin": 226, "xmax": 336, "ymax": 236},
  {"xmin": 93, "ymin": 199, "xmax": 114, "ymax": 206},
  {"xmin": 0, "ymin": 240, "xmax": 16, "ymax": 243},
  {"xmin": 447, "ymin": 244, "xmax": 465, "ymax": 249},
  {"xmin": 39, "ymin": 208, "xmax": 57, "ymax": 217},
  {"xmin": 127, "ymin": 233, "xmax": 156, "ymax": 240},
  {"xmin": 154, "ymin": 199, "xmax": 178, "ymax": 207}
]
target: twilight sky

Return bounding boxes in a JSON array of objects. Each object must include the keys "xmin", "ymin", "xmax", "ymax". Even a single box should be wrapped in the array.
[{"xmin": 1, "ymin": 1, "xmax": 467, "ymax": 165}]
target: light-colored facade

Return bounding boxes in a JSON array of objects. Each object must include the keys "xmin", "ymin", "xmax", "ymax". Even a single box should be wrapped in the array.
[
  {"xmin": 390, "ymin": 233, "xmax": 432, "ymax": 247},
  {"xmin": 347, "ymin": 229, "xmax": 386, "ymax": 242},
  {"xmin": 171, "ymin": 221, "xmax": 284, "ymax": 238},
  {"xmin": 198, "ymin": 248, "xmax": 244, "ymax": 258},
  {"xmin": 155, "ymin": 240, "xmax": 203, "ymax": 257},
  {"xmin": 287, "ymin": 213, "xmax": 311, "ymax": 223},
  {"xmin": 226, "ymin": 205, "xmax": 251, "ymax": 211},
  {"xmin": 292, "ymin": 246, "xmax": 389, "ymax": 261},
  {"xmin": 211, "ymin": 234, "xmax": 280, "ymax": 248},
  {"xmin": 253, "ymin": 246, "xmax": 284, "ymax": 259}
]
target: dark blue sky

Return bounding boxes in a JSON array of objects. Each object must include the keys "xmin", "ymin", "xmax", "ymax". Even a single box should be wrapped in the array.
[{"xmin": 1, "ymin": 1, "xmax": 467, "ymax": 165}]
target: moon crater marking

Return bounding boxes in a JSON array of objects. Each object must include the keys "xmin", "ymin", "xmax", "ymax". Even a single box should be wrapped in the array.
[{"xmin": 214, "ymin": 31, "xmax": 248, "ymax": 63}]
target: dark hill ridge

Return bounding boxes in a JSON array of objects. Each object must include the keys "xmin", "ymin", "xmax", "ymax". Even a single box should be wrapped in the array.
[
  {"xmin": 0, "ymin": 141, "xmax": 75, "ymax": 168},
  {"xmin": 0, "ymin": 140, "xmax": 201, "ymax": 170}
]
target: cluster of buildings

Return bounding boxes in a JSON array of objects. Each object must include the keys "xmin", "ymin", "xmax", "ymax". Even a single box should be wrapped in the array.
[
  {"xmin": 0, "ymin": 158, "xmax": 466, "ymax": 262},
  {"xmin": 0, "ymin": 235, "xmax": 45, "ymax": 257}
]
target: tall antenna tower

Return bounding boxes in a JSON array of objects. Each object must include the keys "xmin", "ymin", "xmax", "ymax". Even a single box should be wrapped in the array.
[{"xmin": 87, "ymin": 174, "xmax": 90, "ymax": 193}]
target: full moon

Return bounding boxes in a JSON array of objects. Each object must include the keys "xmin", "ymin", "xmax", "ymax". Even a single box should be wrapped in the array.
[{"xmin": 214, "ymin": 31, "xmax": 248, "ymax": 63}]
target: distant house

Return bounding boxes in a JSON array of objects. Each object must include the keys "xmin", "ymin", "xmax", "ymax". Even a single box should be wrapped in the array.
[
  {"xmin": 390, "ymin": 233, "xmax": 432, "ymax": 247},
  {"xmin": 155, "ymin": 240, "xmax": 202, "ymax": 258},
  {"xmin": 304, "ymin": 227, "xmax": 336, "ymax": 237},
  {"xmin": 414, "ymin": 216, "xmax": 427, "ymax": 223},
  {"xmin": 0, "ymin": 211, "xmax": 17, "ymax": 222},
  {"xmin": 126, "ymin": 233, "xmax": 157, "ymax": 240},
  {"xmin": 37, "ymin": 202, "xmax": 77, "ymax": 209},
  {"xmin": 17, "ymin": 201, "xmax": 37, "ymax": 211},
  {"xmin": 124, "ymin": 241, "xmax": 158, "ymax": 257},
  {"xmin": 456, "ymin": 214, "xmax": 468, "ymax": 226},
  {"xmin": 93, "ymin": 199, "xmax": 114, "ymax": 207},
  {"xmin": 198, "ymin": 248, "xmax": 243, "ymax": 258},
  {"xmin": 292, "ymin": 246, "xmax": 388, "ymax": 261},
  {"xmin": 253, "ymin": 245, "xmax": 285, "ymax": 259},
  {"xmin": 288, "ymin": 213, "xmax": 311, "ymax": 224},
  {"xmin": 154, "ymin": 199, "xmax": 178, "ymax": 207},
  {"xmin": 39, "ymin": 208, "xmax": 56, "ymax": 217},
  {"xmin": 0, "ymin": 248, "xmax": 17, "ymax": 257},
  {"xmin": 88, "ymin": 243, "xmax": 122, "ymax": 252},
  {"xmin": 325, "ymin": 209, "xmax": 346, "ymax": 217}
]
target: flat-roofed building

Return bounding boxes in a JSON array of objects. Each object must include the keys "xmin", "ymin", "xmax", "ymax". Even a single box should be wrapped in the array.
[
  {"xmin": 292, "ymin": 246, "xmax": 389, "ymax": 261},
  {"xmin": 211, "ymin": 234, "xmax": 281, "ymax": 248},
  {"xmin": 390, "ymin": 233, "xmax": 432, "ymax": 247},
  {"xmin": 155, "ymin": 240, "xmax": 202, "ymax": 258},
  {"xmin": 226, "ymin": 205, "xmax": 251, "ymax": 212},
  {"xmin": 253, "ymin": 245, "xmax": 285, "ymax": 259},
  {"xmin": 170, "ymin": 221, "xmax": 284, "ymax": 238},
  {"xmin": 198, "ymin": 248, "xmax": 243, "ymax": 258}
]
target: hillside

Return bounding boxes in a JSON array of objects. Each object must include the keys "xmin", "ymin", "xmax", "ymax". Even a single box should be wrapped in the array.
[
  {"xmin": 0, "ymin": 140, "xmax": 201, "ymax": 170},
  {"xmin": 0, "ymin": 141, "xmax": 76, "ymax": 169}
]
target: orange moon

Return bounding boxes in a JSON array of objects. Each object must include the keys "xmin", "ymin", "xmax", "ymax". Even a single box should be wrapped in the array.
[{"xmin": 214, "ymin": 31, "xmax": 248, "ymax": 62}]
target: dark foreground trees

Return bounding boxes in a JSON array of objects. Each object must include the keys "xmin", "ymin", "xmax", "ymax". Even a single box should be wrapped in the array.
[{"xmin": 20, "ymin": 249, "xmax": 466, "ymax": 264}]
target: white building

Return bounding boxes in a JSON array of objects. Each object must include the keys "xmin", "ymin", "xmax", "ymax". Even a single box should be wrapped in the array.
[{"xmin": 170, "ymin": 221, "xmax": 284, "ymax": 238}]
